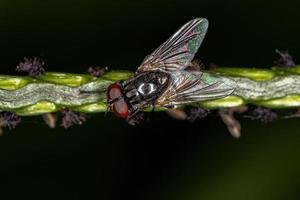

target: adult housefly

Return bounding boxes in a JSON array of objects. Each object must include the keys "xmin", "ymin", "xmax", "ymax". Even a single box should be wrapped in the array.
[{"xmin": 107, "ymin": 18, "xmax": 235, "ymax": 123}]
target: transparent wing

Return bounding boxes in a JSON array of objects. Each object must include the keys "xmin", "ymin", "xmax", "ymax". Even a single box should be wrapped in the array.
[
  {"xmin": 155, "ymin": 71, "xmax": 236, "ymax": 107},
  {"xmin": 137, "ymin": 18, "xmax": 209, "ymax": 73}
]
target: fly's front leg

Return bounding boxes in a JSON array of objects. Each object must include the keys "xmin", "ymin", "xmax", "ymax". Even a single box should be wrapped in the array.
[
  {"xmin": 127, "ymin": 105, "xmax": 140, "ymax": 119},
  {"xmin": 126, "ymin": 102, "xmax": 148, "ymax": 125}
]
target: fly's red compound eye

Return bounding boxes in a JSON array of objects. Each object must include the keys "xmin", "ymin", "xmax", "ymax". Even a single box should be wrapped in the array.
[
  {"xmin": 112, "ymin": 100, "xmax": 129, "ymax": 118},
  {"xmin": 107, "ymin": 83, "xmax": 129, "ymax": 118},
  {"xmin": 107, "ymin": 83, "xmax": 122, "ymax": 100}
]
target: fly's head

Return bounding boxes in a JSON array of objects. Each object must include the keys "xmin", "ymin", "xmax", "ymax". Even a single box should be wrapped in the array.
[{"xmin": 106, "ymin": 82, "xmax": 129, "ymax": 118}]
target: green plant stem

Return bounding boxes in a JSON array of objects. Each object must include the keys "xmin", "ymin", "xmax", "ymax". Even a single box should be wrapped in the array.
[{"xmin": 1, "ymin": 66, "xmax": 300, "ymax": 116}]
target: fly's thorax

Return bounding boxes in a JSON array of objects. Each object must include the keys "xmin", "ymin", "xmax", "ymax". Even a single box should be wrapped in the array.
[{"xmin": 122, "ymin": 71, "xmax": 171, "ymax": 104}]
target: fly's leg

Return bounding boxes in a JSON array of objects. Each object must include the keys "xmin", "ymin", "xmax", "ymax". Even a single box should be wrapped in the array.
[
  {"xmin": 126, "ymin": 102, "xmax": 147, "ymax": 126},
  {"xmin": 127, "ymin": 105, "xmax": 140, "ymax": 119}
]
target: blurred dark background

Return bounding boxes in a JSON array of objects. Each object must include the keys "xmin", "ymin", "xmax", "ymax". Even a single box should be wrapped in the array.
[{"xmin": 0, "ymin": 0, "xmax": 300, "ymax": 199}]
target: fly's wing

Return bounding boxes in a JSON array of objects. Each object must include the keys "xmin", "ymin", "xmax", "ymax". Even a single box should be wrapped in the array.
[
  {"xmin": 155, "ymin": 71, "xmax": 236, "ymax": 107},
  {"xmin": 136, "ymin": 18, "xmax": 208, "ymax": 73}
]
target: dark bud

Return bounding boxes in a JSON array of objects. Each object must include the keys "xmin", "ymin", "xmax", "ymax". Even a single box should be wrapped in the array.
[
  {"xmin": 61, "ymin": 109, "xmax": 86, "ymax": 129},
  {"xmin": 16, "ymin": 57, "xmax": 45, "ymax": 76},
  {"xmin": 275, "ymin": 49, "xmax": 296, "ymax": 67},
  {"xmin": 0, "ymin": 112, "xmax": 21, "ymax": 130},
  {"xmin": 185, "ymin": 107, "xmax": 210, "ymax": 123},
  {"xmin": 88, "ymin": 66, "xmax": 108, "ymax": 77},
  {"xmin": 248, "ymin": 107, "xmax": 278, "ymax": 123}
]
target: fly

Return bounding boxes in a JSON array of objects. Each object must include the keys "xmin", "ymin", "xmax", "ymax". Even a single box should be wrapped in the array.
[{"xmin": 106, "ymin": 18, "xmax": 235, "ymax": 123}]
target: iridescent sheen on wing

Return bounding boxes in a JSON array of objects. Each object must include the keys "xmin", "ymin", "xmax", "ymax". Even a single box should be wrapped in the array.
[{"xmin": 137, "ymin": 18, "xmax": 209, "ymax": 72}]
